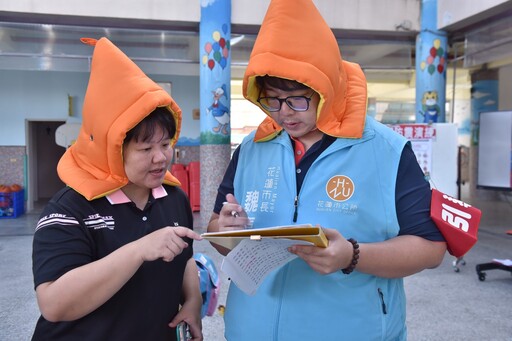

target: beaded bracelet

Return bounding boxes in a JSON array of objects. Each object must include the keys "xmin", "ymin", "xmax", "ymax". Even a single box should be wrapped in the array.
[{"xmin": 341, "ymin": 238, "xmax": 360, "ymax": 274}]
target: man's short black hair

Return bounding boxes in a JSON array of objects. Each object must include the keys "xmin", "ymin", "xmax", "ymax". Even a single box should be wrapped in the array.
[{"xmin": 256, "ymin": 75, "xmax": 309, "ymax": 92}]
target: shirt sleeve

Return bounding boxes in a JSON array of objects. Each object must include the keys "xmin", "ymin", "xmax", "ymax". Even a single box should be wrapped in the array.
[
  {"xmin": 212, "ymin": 145, "xmax": 240, "ymax": 214},
  {"xmin": 396, "ymin": 143, "xmax": 446, "ymax": 241},
  {"xmin": 32, "ymin": 201, "xmax": 94, "ymax": 289}
]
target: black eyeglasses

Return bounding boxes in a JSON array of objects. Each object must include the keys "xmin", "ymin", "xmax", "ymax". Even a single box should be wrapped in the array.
[{"xmin": 257, "ymin": 93, "xmax": 314, "ymax": 112}]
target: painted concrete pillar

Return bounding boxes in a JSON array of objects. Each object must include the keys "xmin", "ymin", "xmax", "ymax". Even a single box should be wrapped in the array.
[
  {"xmin": 199, "ymin": 0, "xmax": 232, "ymax": 228},
  {"xmin": 415, "ymin": 0, "xmax": 448, "ymax": 123}
]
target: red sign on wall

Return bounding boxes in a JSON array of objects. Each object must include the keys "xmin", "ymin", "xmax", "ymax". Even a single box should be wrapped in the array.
[{"xmin": 389, "ymin": 124, "xmax": 436, "ymax": 140}]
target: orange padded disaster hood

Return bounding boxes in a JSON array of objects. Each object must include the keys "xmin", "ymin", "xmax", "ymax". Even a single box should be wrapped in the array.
[
  {"xmin": 57, "ymin": 37, "xmax": 182, "ymax": 201},
  {"xmin": 243, "ymin": 0, "xmax": 368, "ymax": 141}
]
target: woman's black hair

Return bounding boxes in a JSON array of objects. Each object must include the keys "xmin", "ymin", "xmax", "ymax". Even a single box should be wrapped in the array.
[
  {"xmin": 124, "ymin": 106, "xmax": 176, "ymax": 144},
  {"xmin": 256, "ymin": 75, "xmax": 309, "ymax": 92}
]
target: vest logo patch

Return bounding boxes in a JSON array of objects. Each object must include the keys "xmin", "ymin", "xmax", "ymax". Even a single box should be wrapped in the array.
[{"xmin": 326, "ymin": 175, "xmax": 354, "ymax": 202}]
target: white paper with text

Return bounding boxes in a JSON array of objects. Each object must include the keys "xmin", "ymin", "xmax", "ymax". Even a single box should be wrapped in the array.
[{"xmin": 221, "ymin": 238, "xmax": 312, "ymax": 295}]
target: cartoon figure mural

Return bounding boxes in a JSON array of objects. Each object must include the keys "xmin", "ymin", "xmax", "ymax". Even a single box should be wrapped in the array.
[
  {"xmin": 419, "ymin": 90, "xmax": 441, "ymax": 123},
  {"xmin": 416, "ymin": 37, "xmax": 446, "ymax": 123},
  {"xmin": 207, "ymin": 85, "xmax": 230, "ymax": 135}
]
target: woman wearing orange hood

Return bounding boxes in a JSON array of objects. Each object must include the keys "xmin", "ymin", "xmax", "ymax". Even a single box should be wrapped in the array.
[
  {"xmin": 31, "ymin": 38, "xmax": 203, "ymax": 340},
  {"xmin": 207, "ymin": 0, "xmax": 447, "ymax": 340}
]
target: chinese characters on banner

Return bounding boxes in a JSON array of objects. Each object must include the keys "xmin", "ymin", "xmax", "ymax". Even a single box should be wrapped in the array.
[{"xmin": 389, "ymin": 124, "xmax": 436, "ymax": 176}]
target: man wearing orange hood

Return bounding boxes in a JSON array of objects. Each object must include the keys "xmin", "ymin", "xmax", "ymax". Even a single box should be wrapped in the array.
[
  {"xmin": 207, "ymin": 0, "xmax": 447, "ymax": 340},
  {"xmin": 31, "ymin": 38, "xmax": 203, "ymax": 340}
]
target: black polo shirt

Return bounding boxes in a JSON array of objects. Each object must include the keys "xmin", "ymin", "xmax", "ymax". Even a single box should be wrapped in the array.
[
  {"xmin": 32, "ymin": 184, "xmax": 193, "ymax": 341},
  {"xmin": 214, "ymin": 134, "xmax": 444, "ymax": 241}
]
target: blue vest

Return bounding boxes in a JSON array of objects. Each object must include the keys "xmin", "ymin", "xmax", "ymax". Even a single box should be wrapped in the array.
[{"xmin": 225, "ymin": 117, "xmax": 409, "ymax": 341}]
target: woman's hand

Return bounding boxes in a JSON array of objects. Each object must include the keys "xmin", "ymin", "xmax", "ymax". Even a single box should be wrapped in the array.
[
  {"xmin": 168, "ymin": 299, "xmax": 203, "ymax": 341},
  {"xmin": 136, "ymin": 226, "xmax": 202, "ymax": 262},
  {"xmin": 169, "ymin": 258, "xmax": 203, "ymax": 340}
]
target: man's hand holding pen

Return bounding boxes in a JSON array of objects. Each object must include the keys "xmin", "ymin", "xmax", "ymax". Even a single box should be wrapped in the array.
[{"xmin": 219, "ymin": 193, "xmax": 252, "ymax": 230}]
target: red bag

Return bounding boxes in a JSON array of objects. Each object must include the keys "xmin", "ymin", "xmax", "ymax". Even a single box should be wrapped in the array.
[{"xmin": 430, "ymin": 189, "xmax": 481, "ymax": 257}]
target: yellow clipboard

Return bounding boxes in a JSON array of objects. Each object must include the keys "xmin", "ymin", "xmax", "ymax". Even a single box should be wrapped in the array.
[{"xmin": 201, "ymin": 224, "xmax": 328, "ymax": 250}]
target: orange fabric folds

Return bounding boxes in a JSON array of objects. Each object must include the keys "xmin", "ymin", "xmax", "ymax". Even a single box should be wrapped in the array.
[
  {"xmin": 57, "ymin": 38, "xmax": 182, "ymax": 200},
  {"xmin": 243, "ymin": 0, "xmax": 368, "ymax": 141}
]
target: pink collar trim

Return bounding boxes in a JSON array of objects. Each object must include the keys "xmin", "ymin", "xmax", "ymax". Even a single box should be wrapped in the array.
[{"xmin": 106, "ymin": 185, "xmax": 168, "ymax": 205}]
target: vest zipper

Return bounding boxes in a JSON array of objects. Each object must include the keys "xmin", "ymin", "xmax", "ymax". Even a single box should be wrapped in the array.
[
  {"xmin": 377, "ymin": 288, "xmax": 387, "ymax": 314},
  {"xmin": 293, "ymin": 196, "xmax": 298, "ymax": 222}
]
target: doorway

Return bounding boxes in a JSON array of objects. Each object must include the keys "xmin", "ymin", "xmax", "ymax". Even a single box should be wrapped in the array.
[{"xmin": 26, "ymin": 120, "xmax": 66, "ymax": 212}]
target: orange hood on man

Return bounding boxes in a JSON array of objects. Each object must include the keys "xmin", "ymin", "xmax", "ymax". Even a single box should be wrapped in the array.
[
  {"xmin": 57, "ymin": 37, "xmax": 182, "ymax": 201},
  {"xmin": 243, "ymin": 0, "xmax": 368, "ymax": 141}
]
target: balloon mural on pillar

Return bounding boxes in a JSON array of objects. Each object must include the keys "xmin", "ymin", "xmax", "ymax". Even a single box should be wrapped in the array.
[
  {"xmin": 202, "ymin": 25, "xmax": 231, "ymax": 71},
  {"xmin": 419, "ymin": 39, "xmax": 446, "ymax": 76}
]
